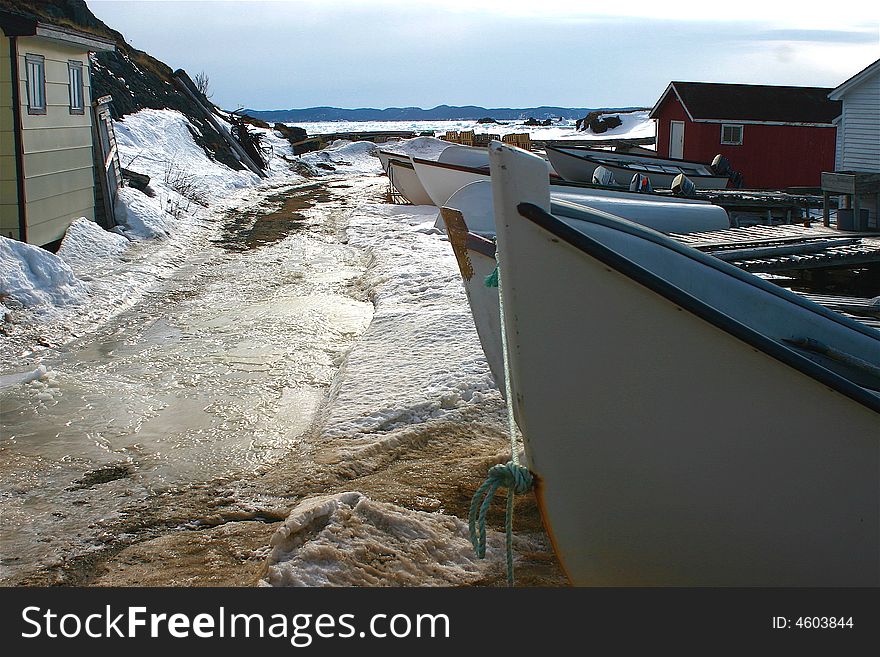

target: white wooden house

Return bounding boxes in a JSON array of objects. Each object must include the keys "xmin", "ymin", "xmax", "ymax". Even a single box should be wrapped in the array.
[
  {"xmin": 1, "ymin": 10, "xmax": 115, "ymax": 247},
  {"xmin": 821, "ymin": 59, "xmax": 880, "ymax": 230}
]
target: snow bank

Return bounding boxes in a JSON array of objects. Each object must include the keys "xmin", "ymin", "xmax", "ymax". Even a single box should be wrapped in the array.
[
  {"xmin": 0, "ymin": 235, "xmax": 88, "ymax": 310},
  {"xmin": 0, "ymin": 106, "xmax": 300, "ymax": 357},
  {"xmin": 114, "ymin": 108, "xmax": 262, "ymax": 196},
  {"xmin": 299, "ymin": 140, "xmax": 382, "ymax": 176},
  {"xmin": 261, "ymin": 491, "xmax": 505, "ymax": 586},
  {"xmin": 378, "ymin": 135, "xmax": 452, "ymax": 160},
  {"xmin": 57, "ymin": 217, "xmax": 130, "ymax": 269},
  {"xmin": 112, "ymin": 186, "xmax": 175, "ymax": 240},
  {"xmin": 580, "ymin": 110, "xmax": 655, "ymax": 141}
]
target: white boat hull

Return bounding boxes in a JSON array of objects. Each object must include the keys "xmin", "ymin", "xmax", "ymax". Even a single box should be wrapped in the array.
[
  {"xmin": 387, "ymin": 160, "xmax": 433, "ymax": 205},
  {"xmin": 439, "ymin": 179, "xmax": 729, "ymax": 386},
  {"xmin": 439, "ymin": 209, "xmax": 505, "ymax": 390},
  {"xmin": 490, "ymin": 143, "xmax": 880, "ymax": 586},
  {"xmin": 413, "ymin": 159, "xmax": 485, "ymax": 207},
  {"xmin": 438, "ymin": 179, "xmax": 729, "ymax": 235}
]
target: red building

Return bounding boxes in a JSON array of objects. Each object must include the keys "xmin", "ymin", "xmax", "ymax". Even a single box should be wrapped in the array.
[{"xmin": 650, "ymin": 82, "xmax": 841, "ymax": 189}]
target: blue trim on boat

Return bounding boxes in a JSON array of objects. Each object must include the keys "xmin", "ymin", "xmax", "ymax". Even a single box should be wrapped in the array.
[
  {"xmin": 550, "ymin": 198, "xmax": 880, "ymax": 340},
  {"xmin": 516, "ymin": 201, "xmax": 880, "ymax": 415}
]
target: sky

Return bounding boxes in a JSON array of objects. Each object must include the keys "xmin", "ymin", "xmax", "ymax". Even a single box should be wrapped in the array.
[{"xmin": 86, "ymin": 0, "xmax": 880, "ymax": 111}]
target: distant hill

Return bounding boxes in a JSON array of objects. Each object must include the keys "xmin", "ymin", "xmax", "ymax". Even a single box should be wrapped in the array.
[{"xmin": 243, "ymin": 105, "xmax": 644, "ymax": 123}]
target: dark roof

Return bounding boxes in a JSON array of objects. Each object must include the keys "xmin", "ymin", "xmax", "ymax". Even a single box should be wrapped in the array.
[
  {"xmin": 0, "ymin": 9, "xmax": 36, "ymax": 35},
  {"xmin": 653, "ymin": 81, "xmax": 841, "ymax": 125},
  {"xmin": 0, "ymin": 8, "xmax": 114, "ymax": 50}
]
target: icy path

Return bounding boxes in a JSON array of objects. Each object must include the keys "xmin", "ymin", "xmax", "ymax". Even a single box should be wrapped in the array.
[
  {"xmin": 0, "ymin": 177, "xmax": 373, "ymax": 584},
  {"xmin": 1, "ymin": 172, "xmax": 564, "ymax": 586}
]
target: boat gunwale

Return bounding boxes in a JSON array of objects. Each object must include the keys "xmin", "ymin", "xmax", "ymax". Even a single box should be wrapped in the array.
[
  {"xmin": 410, "ymin": 156, "xmax": 490, "ymax": 175},
  {"xmin": 387, "ymin": 158, "xmax": 417, "ymax": 172},
  {"xmin": 515, "ymin": 201, "xmax": 880, "ymax": 415},
  {"xmin": 546, "ymin": 144, "xmax": 727, "ymax": 181},
  {"xmin": 547, "ymin": 143, "xmax": 718, "ymax": 169}
]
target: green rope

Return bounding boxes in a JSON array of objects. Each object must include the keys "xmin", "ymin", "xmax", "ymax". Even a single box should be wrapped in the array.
[
  {"xmin": 468, "ymin": 257, "xmax": 534, "ymax": 586},
  {"xmin": 484, "ymin": 266, "xmax": 498, "ymax": 288},
  {"xmin": 468, "ymin": 462, "xmax": 533, "ymax": 584}
]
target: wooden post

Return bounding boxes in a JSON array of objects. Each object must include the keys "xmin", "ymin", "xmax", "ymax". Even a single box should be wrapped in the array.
[{"xmin": 823, "ymin": 191, "xmax": 830, "ymax": 227}]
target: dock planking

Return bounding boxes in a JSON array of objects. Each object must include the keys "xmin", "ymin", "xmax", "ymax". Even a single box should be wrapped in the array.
[{"xmin": 671, "ymin": 224, "xmax": 880, "ymax": 273}]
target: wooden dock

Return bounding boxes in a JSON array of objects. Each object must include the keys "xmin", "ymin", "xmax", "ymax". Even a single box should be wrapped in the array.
[
  {"xmin": 672, "ymin": 223, "xmax": 880, "ymax": 273},
  {"xmin": 798, "ymin": 293, "xmax": 880, "ymax": 329}
]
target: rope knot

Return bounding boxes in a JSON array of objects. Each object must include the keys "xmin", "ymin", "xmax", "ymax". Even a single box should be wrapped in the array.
[
  {"xmin": 468, "ymin": 460, "xmax": 535, "ymax": 585},
  {"xmin": 486, "ymin": 462, "xmax": 533, "ymax": 494}
]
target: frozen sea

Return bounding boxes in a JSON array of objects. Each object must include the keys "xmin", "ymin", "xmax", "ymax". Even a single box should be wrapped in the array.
[{"xmin": 290, "ymin": 111, "xmax": 655, "ymax": 143}]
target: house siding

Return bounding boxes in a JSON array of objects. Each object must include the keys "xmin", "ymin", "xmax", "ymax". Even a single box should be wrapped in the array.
[
  {"xmin": 654, "ymin": 91, "xmax": 837, "ymax": 189},
  {"xmin": 0, "ymin": 33, "xmax": 19, "ymax": 240},
  {"xmin": 16, "ymin": 35, "xmax": 96, "ymax": 246},
  {"xmin": 837, "ymin": 72, "xmax": 880, "ymax": 172}
]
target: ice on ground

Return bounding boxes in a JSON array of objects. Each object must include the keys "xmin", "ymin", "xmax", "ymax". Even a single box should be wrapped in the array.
[
  {"xmin": 260, "ymin": 491, "xmax": 505, "ymax": 586},
  {"xmin": 317, "ymin": 203, "xmax": 498, "ymax": 460},
  {"xmin": 0, "ymin": 235, "xmax": 88, "ymax": 310},
  {"xmin": 299, "ymin": 140, "xmax": 382, "ymax": 176}
]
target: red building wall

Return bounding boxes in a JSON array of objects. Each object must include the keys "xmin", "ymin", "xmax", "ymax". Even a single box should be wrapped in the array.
[{"xmin": 654, "ymin": 94, "xmax": 836, "ymax": 189}]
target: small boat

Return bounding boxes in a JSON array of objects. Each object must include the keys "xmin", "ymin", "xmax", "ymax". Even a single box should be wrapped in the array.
[
  {"xmin": 439, "ymin": 179, "xmax": 729, "ymax": 388},
  {"xmin": 409, "ymin": 144, "xmax": 494, "ymax": 206},
  {"xmin": 387, "ymin": 158, "xmax": 434, "ymax": 205},
  {"xmin": 488, "ymin": 141, "xmax": 880, "ymax": 586},
  {"xmin": 416, "ymin": 152, "xmax": 729, "ymax": 214},
  {"xmin": 412, "ymin": 156, "xmax": 490, "ymax": 207},
  {"xmin": 546, "ymin": 144, "xmax": 730, "ymax": 189},
  {"xmin": 437, "ymin": 179, "xmax": 730, "ymax": 235},
  {"xmin": 377, "ymin": 148, "xmax": 410, "ymax": 174}
]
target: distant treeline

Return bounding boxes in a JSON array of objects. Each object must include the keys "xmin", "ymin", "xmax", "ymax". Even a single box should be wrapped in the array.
[{"xmin": 242, "ymin": 105, "xmax": 646, "ymax": 123}]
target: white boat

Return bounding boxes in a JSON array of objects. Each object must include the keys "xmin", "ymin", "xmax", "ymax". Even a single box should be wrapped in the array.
[
  {"xmin": 546, "ymin": 144, "xmax": 730, "ymax": 189},
  {"xmin": 377, "ymin": 148, "xmax": 409, "ymax": 174},
  {"xmin": 412, "ymin": 157, "xmax": 489, "ymax": 207},
  {"xmin": 437, "ymin": 178, "xmax": 730, "ymax": 235},
  {"xmin": 439, "ymin": 179, "xmax": 729, "ymax": 389},
  {"xmin": 438, "ymin": 208, "xmax": 506, "ymax": 390},
  {"xmin": 409, "ymin": 144, "xmax": 494, "ymax": 206},
  {"xmin": 489, "ymin": 142, "xmax": 880, "ymax": 586},
  {"xmin": 387, "ymin": 159, "xmax": 434, "ymax": 205}
]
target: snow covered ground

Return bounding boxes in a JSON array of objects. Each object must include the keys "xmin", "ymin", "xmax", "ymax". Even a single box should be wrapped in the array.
[
  {"xmin": 1, "ymin": 120, "xmax": 560, "ymax": 586},
  {"xmin": 0, "ymin": 109, "xmax": 299, "ymax": 365}
]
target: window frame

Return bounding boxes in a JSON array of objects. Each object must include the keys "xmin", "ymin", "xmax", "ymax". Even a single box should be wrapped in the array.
[
  {"xmin": 25, "ymin": 53, "xmax": 47, "ymax": 115},
  {"xmin": 721, "ymin": 123, "xmax": 743, "ymax": 146},
  {"xmin": 68, "ymin": 60, "xmax": 85, "ymax": 115}
]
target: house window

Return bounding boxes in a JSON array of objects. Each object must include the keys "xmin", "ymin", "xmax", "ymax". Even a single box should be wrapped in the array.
[
  {"xmin": 25, "ymin": 54, "xmax": 46, "ymax": 115},
  {"xmin": 721, "ymin": 124, "xmax": 743, "ymax": 145},
  {"xmin": 68, "ymin": 61, "xmax": 85, "ymax": 114}
]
